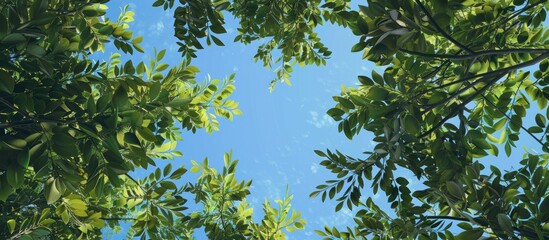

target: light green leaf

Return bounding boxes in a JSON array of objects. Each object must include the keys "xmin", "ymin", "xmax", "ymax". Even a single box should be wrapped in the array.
[
  {"xmin": 45, "ymin": 178, "xmax": 61, "ymax": 204},
  {"xmin": 7, "ymin": 219, "xmax": 15, "ymax": 234}
]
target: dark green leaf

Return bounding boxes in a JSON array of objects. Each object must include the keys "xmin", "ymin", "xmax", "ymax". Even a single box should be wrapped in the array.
[{"xmin": 0, "ymin": 70, "xmax": 15, "ymax": 94}]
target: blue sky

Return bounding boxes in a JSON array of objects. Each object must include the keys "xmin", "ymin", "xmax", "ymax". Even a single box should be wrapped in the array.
[
  {"xmin": 101, "ymin": 2, "xmax": 543, "ymax": 239},
  {"xmin": 100, "ymin": 2, "xmax": 379, "ymax": 238}
]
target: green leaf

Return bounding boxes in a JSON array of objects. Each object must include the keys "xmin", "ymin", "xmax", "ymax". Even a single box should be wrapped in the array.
[
  {"xmin": 156, "ymin": 63, "xmax": 169, "ymax": 72},
  {"xmin": 446, "ymin": 181, "xmax": 464, "ymax": 198},
  {"xmin": 403, "ymin": 114, "xmax": 420, "ymax": 134},
  {"xmin": 210, "ymin": 25, "xmax": 226, "ymax": 34},
  {"xmin": 190, "ymin": 165, "xmax": 200, "ymax": 173},
  {"xmin": 7, "ymin": 164, "xmax": 24, "ymax": 188},
  {"xmin": 169, "ymin": 167, "xmax": 187, "ymax": 180},
  {"xmin": 45, "ymin": 178, "xmax": 61, "ymax": 204},
  {"xmin": 156, "ymin": 49, "xmax": 166, "ymax": 61},
  {"xmin": 26, "ymin": 44, "xmax": 46, "ymax": 57},
  {"xmin": 0, "ymin": 176, "xmax": 14, "ymax": 202},
  {"xmin": 17, "ymin": 148, "xmax": 30, "ymax": 168},
  {"xmin": 124, "ymin": 132, "xmax": 141, "ymax": 147},
  {"xmin": 137, "ymin": 127, "xmax": 156, "ymax": 142},
  {"xmin": 211, "ymin": 35, "xmax": 224, "ymax": 46},
  {"xmin": 371, "ymin": 71, "xmax": 384, "ymax": 85},
  {"xmin": 343, "ymin": 120, "xmax": 353, "ymax": 139},
  {"xmin": 433, "ymin": 13, "xmax": 451, "ymax": 28},
  {"xmin": 497, "ymin": 213, "xmax": 514, "ymax": 236},
  {"xmin": 397, "ymin": 31, "xmax": 416, "ymax": 47},
  {"xmin": 351, "ymin": 42, "xmax": 367, "ymax": 52},
  {"xmin": 517, "ymin": 31, "xmax": 529, "ymax": 43},
  {"xmin": 81, "ymin": 6, "xmax": 102, "ymax": 17},
  {"xmin": 124, "ymin": 60, "xmax": 135, "ymax": 74},
  {"xmin": 0, "ymin": 70, "xmax": 15, "ymax": 94},
  {"xmin": 5, "ymin": 139, "xmax": 27, "ymax": 150},
  {"xmin": 457, "ymin": 222, "xmax": 472, "ymax": 230},
  {"xmin": 366, "ymin": 86, "xmax": 388, "ymax": 101},
  {"xmin": 535, "ymin": 114, "xmax": 546, "ymax": 127},
  {"xmin": 98, "ymin": 25, "xmax": 114, "ymax": 35},
  {"xmin": 163, "ymin": 163, "xmax": 172, "ymax": 177},
  {"xmin": 1, "ymin": 33, "xmax": 26, "ymax": 44},
  {"xmin": 327, "ymin": 108, "xmax": 345, "ymax": 120},
  {"xmin": 166, "ymin": 98, "xmax": 192, "ymax": 108},
  {"xmin": 338, "ymin": 97, "xmax": 355, "ymax": 109},
  {"xmin": 540, "ymin": 197, "xmax": 549, "ymax": 222},
  {"xmin": 52, "ymin": 133, "xmax": 78, "ymax": 157},
  {"xmin": 357, "ymin": 17, "xmax": 369, "ymax": 34},
  {"xmin": 132, "ymin": 36, "xmax": 143, "ymax": 44},
  {"xmin": 160, "ymin": 181, "xmax": 176, "ymax": 190},
  {"xmin": 358, "ymin": 76, "xmax": 374, "ymax": 86},
  {"xmin": 113, "ymin": 86, "xmax": 129, "ymax": 108},
  {"xmin": 456, "ymin": 229, "xmax": 483, "ymax": 240},
  {"xmin": 7, "ymin": 219, "xmax": 15, "ymax": 234}
]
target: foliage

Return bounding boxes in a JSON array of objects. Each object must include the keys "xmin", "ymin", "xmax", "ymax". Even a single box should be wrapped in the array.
[
  {"xmin": 314, "ymin": 0, "xmax": 549, "ymax": 239},
  {"xmin": 182, "ymin": 152, "xmax": 306, "ymax": 240},
  {"xmin": 0, "ymin": 0, "xmax": 301, "ymax": 239},
  {"xmin": 152, "ymin": 0, "xmax": 354, "ymax": 90},
  {"xmin": 3, "ymin": 0, "xmax": 549, "ymax": 239}
]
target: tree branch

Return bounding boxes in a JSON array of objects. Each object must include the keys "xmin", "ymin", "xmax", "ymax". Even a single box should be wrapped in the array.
[
  {"xmin": 424, "ymin": 215, "xmax": 549, "ymax": 240},
  {"xmin": 418, "ymin": 73, "xmax": 506, "ymax": 138},
  {"xmin": 501, "ymin": 2, "xmax": 543, "ymax": 25},
  {"xmin": 414, "ymin": 0, "xmax": 474, "ymax": 54},
  {"xmin": 101, "ymin": 217, "xmax": 136, "ymax": 221},
  {"xmin": 477, "ymin": 88, "xmax": 545, "ymax": 147},
  {"xmin": 415, "ymin": 51, "xmax": 549, "ymax": 101},
  {"xmin": 424, "ymin": 215, "xmax": 467, "ymax": 221},
  {"xmin": 400, "ymin": 48, "xmax": 549, "ymax": 61},
  {"xmin": 51, "ymin": 216, "xmax": 136, "ymax": 221},
  {"xmin": 0, "ymin": 119, "xmax": 37, "ymax": 128},
  {"xmin": 0, "ymin": 117, "xmax": 81, "ymax": 129}
]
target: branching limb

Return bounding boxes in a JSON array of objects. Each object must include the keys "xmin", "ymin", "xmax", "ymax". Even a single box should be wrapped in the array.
[
  {"xmin": 400, "ymin": 48, "xmax": 549, "ymax": 61},
  {"xmin": 415, "ymin": 51, "xmax": 549, "ymax": 101},
  {"xmin": 477, "ymin": 89, "xmax": 545, "ymax": 147},
  {"xmin": 418, "ymin": 73, "xmax": 506, "ymax": 138},
  {"xmin": 423, "ymin": 215, "xmax": 548, "ymax": 240}
]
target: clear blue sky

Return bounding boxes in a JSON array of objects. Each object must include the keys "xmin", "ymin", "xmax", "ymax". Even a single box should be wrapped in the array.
[
  {"xmin": 99, "ymin": 2, "xmax": 377, "ymax": 238},
  {"xmin": 102, "ymin": 2, "xmax": 539, "ymax": 239}
]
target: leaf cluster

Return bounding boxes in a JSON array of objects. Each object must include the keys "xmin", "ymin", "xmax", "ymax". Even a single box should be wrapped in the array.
[
  {"xmin": 314, "ymin": 0, "xmax": 549, "ymax": 239},
  {"xmin": 0, "ymin": 1, "xmax": 301, "ymax": 239}
]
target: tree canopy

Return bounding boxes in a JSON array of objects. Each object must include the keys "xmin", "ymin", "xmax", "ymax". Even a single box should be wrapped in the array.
[
  {"xmin": 313, "ymin": 0, "xmax": 549, "ymax": 239},
  {"xmin": 0, "ymin": 0, "xmax": 303, "ymax": 239},
  {"xmin": 0, "ymin": 0, "xmax": 548, "ymax": 239}
]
